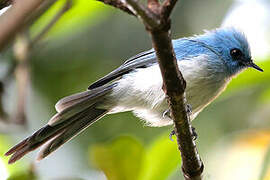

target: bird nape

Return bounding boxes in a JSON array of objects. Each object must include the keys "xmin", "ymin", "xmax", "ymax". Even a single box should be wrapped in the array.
[{"xmin": 5, "ymin": 27, "xmax": 263, "ymax": 164}]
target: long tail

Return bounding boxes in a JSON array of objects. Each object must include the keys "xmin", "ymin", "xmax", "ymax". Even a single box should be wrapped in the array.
[{"xmin": 5, "ymin": 84, "xmax": 115, "ymax": 164}]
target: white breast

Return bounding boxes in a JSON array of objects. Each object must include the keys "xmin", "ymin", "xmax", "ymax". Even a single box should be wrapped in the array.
[{"xmin": 108, "ymin": 55, "xmax": 230, "ymax": 127}]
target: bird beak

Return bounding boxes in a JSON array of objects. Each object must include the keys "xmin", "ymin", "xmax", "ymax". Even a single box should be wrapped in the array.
[{"xmin": 248, "ymin": 60, "xmax": 263, "ymax": 72}]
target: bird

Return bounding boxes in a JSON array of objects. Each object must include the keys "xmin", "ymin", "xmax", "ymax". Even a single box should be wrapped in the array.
[{"xmin": 5, "ymin": 27, "xmax": 263, "ymax": 164}]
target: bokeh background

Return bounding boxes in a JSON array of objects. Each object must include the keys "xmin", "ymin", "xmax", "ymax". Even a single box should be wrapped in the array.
[{"xmin": 0, "ymin": 0, "xmax": 270, "ymax": 179}]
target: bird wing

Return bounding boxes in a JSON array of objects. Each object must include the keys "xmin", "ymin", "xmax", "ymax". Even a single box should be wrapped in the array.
[{"xmin": 88, "ymin": 49, "xmax": 157, "ymax": 89}]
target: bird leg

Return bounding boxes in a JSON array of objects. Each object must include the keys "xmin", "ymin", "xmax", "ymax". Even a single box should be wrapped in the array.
[
  {"xmin": 186, "ymin": 104, "xmax": 192, "ymax": 115},
  {"xmin": 164, "ymin": 104, "xmax": 191, "ymax": 119},
  {"xmin": 169, "ymin": 126, "xmax": 197, "ymax": 141},
  {"xmin": 167, "ymin": 104, "xmax": 196, "ymax": 141},
  {"xmin": 162, "ymin": 109, "xmax": 171, "ymax": 118},
  {"xmin": 169, "ymin": 130, "xmax": 175, "ymax": 141},
  {"xmin": 191, "ymin": 126, "xmax": 197, "ymax": 140}
]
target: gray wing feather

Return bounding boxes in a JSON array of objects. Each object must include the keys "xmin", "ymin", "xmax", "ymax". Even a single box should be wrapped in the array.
[
  {"xmin": 6, "ymin": 105, "xmax": 107, "ymax": 164},
  {"xmin": 51, "ymin": 84, "xmax": 116, "ymax": 126},
  {"xmin": 37, "ymin": 108, "xmax": 107, "ymax": 160},
  {"xmin": 88, "ymin": 49, "xmax": 156, "ymax": 89}
]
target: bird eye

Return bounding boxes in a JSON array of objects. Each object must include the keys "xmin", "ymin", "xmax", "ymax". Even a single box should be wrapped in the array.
[{"xmin": 230, "ymin": 48, "xmax": 242, "ymax": 60}]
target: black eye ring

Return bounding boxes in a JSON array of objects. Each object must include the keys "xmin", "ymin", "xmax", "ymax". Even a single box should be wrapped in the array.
[{"xmin": 230, "ymin": 48, "xmax": 242, "ymax": 60}]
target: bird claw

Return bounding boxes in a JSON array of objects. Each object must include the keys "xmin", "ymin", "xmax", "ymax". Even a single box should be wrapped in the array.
[
  {"xmin": 186, "ymin": 104, "xmax": 192, "ymax": 115},
  {"xmin": 163, "ymin": 109, "xmax": 171, "ymax": 118},
  {"xmin": 169, "ymin": 130, "xmax": 175, "ymax": 141},
  {"xmin": 167, "ymin": 105, "xmax": 195, "ymax": 142},
  {"xmin": 191, "ymin": 126, "xmax": 197, "ymax": 140},
  {"xmin": 169, "ymin": 127, "xmax": 197, "ymax": 142}
]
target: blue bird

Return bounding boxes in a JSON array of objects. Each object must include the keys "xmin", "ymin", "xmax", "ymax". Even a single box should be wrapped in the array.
[{"xmin": 5, "ymin": 27, "xmax": 263, "ymax": 163}]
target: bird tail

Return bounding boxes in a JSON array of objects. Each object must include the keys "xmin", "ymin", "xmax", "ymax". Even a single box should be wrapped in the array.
[{"xmin": 5, "ymin": 84, "xmax": 115, "ymax": 164}]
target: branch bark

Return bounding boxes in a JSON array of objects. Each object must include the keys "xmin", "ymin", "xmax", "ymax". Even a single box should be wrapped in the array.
[
  {"xmin": 30, "ymin": 0, "xmax": 72, "ymax": 46},
  {"xmin": 0, "ymin": 0, "xmax": 12, "ymax": 10},
  {"xmin": 0, "ymin": 0, "xmax": 66, "ymax": 128},
  {"xmin": 96, "ymin": 0, "xmax": 136, "ymax": 16},
  {"xmin": 99, "ymin": 0, "xmax": 204, "ymax": 179},
  {"xmin": 0, "ymin": 0, "xmax": 45, "ymax": 51}
]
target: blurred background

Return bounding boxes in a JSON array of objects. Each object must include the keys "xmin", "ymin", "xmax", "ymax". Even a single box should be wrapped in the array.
[{"xmin": 0, "ymin": 0, "xmax": 270, "ymax": 179}]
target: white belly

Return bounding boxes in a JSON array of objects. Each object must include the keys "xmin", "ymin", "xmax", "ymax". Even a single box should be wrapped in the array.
[{"xmin": 108, "ymin": 55, "xmax": 230, "ymax": 127}]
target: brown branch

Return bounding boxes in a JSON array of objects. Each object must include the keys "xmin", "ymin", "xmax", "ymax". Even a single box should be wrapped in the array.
[
  {"xmin": 104, "ymin": 0, "xmax": 204, "ymax": 179},
  {"xmin": 97, "ymin": 0, "xmax": 136, "ymax": 16},
  {"xmin": 0, "ymin": 0, "xmax": 70, "ymax": 131},
  {"xmin": 161, "ymin": 0, "xmax": 178, "ymax": 19},
  {"xmin": 147, "ymin": 0, "xmax": 160, "ymax": 14},
  {"xmin": 125, "ymin": 0, "xmax": 160, "ymax": 29},
  {"xmin": 31, "ymin": 0, "xmax": 72, "ymax": 46},
  {"xmin": 10, "ymin": 32, "xmax": 30, "ymax": 125},
  {"xmin": 0, "ymin": 81, "xmax": 8, "ymax": 121},
  {"xmin": 0, "ymin": 32, "xmax": 30, "ymax": 127},
  {"xmin": 0, "ymin": 0, "xmax": 58, "ymax": 51},
  {"xmin": 149, "ymin": 22, "xmax": 203, "ymax": 180},
  {"xmin": 0, "ymin": 0, "xmax": 12, "ymax": 10},
  {"xmin": 26, "ymin": 0, "xmax": 58, "ymax": 26},
  {"xmin": 0, "ymin": 0, "xmax": 44, "ymax": 51}
]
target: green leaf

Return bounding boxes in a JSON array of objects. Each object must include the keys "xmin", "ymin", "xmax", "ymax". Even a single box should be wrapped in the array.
[
  {"xmin": 138, "ymin": 133, "xmax": 181, "ymax": 180},
  {"xmin": 90, "ymin": 136, "xmax": 145, "ymax": 180}
]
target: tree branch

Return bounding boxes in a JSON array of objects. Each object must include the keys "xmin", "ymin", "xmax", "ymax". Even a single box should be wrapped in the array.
[
  {"xmin": 0, "ymin": 0, "xmax": 12, "ymax": 10},
  {"xmin": 26, "ymin": 0, "xmax": 58, "ymax": 26},
  {"xmin": 13, "ymin": 32, "xmax": 30, "ymax": 125},
  {"xmin": 101, "ymin": 0, "xmax": 204, "ymax": 179},
  {"xmin": 0, "ymin": 0, "xmax": 68, "ymax": 129},
  {"xmin": 0, "ymin": 0, "xmax": 45, "ymax": 51},
  {"xmin": 161, "ymin": 0, "xmax": 177, "ymax": 19},
  {"xmin": 97, "ymin": 0, "xmax": 136, "ymax": 16},
  {"xmin": 31, "ymin": 0, "xmax": 72, "ymax": 46}
]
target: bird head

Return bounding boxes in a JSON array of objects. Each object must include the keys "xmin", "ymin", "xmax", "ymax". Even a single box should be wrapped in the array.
[{"xmin": 196, "ymin": 28, "xmax": 263, "ymax": 75}]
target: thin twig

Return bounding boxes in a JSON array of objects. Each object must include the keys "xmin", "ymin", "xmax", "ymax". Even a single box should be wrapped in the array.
[
  {"xmin": 125, "ymin": 0, "xmax": 160, "ymax": 30},
  {"xmin": 31, "ymin": 0, "xmax": 72, "ymax": 46},
  {"xmin": 97, "ymin": 0, "xmax": 136, "ymax": 16},
  {"xmin": 0, "ymin": 0, "xmax": 12, "ymax": 10},
  {"xmin": 0, "ymin": 0, "xmax": 71, "ymax": 130},
  {"xmin": 161, "ymin": 0, "xmax": 178, "ymax": 19},
  {"xmin": 147, "ymin": 0, "xmax": 160, "ymax": 14},
  {"xmin": 0, "ymin": 81, "xmax": 8, "ymax": 121},
  {"xmin": 26, "ymin": 0, "xmax": 59, "ymax": 26},
  {"xmin": 13, "ymin": 32, "xmax": 30, "ymax": 125},
  {"xmin": 0, "ymin": 32, "xmax": 30, "ymax": 127},
  {"xmin": 0, "ymin": 0, "xmax": 43, "ymax": 51}
]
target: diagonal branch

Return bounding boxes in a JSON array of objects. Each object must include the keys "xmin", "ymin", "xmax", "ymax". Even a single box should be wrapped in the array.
[
  {"xmin": 0, "ymin": 0, "xmax": 12, "ymax": 10},
  {"xmin": 0, "ymin": 0, "xmax": 43, "ymax": 51},
  {"xmin": 0, "ymin": 0, "xmax": 58, "ymax": 51},
  {"xmin": 161, "ymin": 0, "xmax": 178, "ymax": 19},
  {"xmin": 97, "ymin": 0, "xmax": 136, "ymax": 16},
  {"xmin": 125, "ymin": 0, "xmax": 160, "ymax": 29},
  {"xmin": 101, "ymin": 0, "xmax": 204, "ymax": 179},
  {"xmin": 31, "ymin": 0, "xmax": 72, "ymax": 46},
  {"xmin": 0, "ymin": 0, "xmax": 70, "ymax": 129},
  {"xmin": 26, "ymin": 0, "xmax": 59, "ymax": 26}
]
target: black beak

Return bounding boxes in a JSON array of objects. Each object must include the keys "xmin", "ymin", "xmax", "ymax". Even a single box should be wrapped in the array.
[{"xmin": 248, "ymin": 60, "xmax": 263, "ymax": 72}]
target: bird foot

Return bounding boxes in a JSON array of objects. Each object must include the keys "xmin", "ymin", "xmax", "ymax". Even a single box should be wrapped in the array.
[
  {"xmin": 169, "ymin": 130, "xmax": 175, "ymax": 141},
  {"xmin": 163, "ymin": 109, "xmax": 171, "ymax": 118},
  {"xmin": 169, "ymin": 126, "xmax": 197, "ymax": 141},
  {"xmin": 186, "ymin": 104, "xmax": 192, "ymax": 115},
  {"xmin": 191, "ymin": 126, "xmax": 197, "ymax": 140}
]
